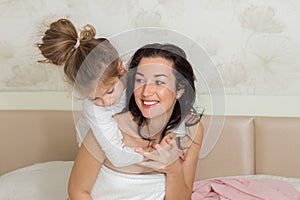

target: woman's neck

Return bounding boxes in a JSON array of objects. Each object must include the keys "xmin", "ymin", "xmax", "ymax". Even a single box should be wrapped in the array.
[
  {"xmin": 114, "ymin": 112, "xmax": 169, "ymax": 146},
  {"xmin": 140, "ymin": 115, "xmax": 169, "ymax": 143}
]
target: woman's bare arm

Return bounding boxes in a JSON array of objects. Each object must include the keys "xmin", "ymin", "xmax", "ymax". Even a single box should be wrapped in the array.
[
  {"xmin": 137, "ymin": 122, "xmax": 204, "ymax": 200},
  {"xmin": 164, "ymin": 122, "xmax": 203, "ymax": 200},
  {"xmin": 68, "ymin": 132, "xmax": 104, "ymax": 200}
]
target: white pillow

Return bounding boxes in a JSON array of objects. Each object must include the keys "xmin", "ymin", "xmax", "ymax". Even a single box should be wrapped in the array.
[{"xmin": 0, "ymin": 161, "xmax": 73, "ymax": 200}]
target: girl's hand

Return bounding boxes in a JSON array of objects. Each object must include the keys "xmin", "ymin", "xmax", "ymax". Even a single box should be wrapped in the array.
[
  {"xmin": 159, "ymin": 133, "xmax": 185, "ymax": 161},
  {"xmin": 135, "ymin": 134, "xmax": 184, "ymax": 172}
]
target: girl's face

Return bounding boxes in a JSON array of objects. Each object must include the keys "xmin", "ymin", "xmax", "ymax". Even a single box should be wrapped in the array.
[
  {"xmin": 90, "ymin": 77, "xmax": 124, "ymax": 106},
  {"xmin": 88, "ymin": 61, "xmax": 125, "ymax": 106},
  {"xmin": 134, "ymin": 57, "xmax": 178, "ymax": 120}
]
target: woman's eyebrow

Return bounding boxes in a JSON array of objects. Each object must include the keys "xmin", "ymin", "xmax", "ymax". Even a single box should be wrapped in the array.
[
  {"xmin": 136, "ymin": 72, "xmax": 167, "ymax": 77},
  {"xmin": 154, "ymin": 74, "xmax": 168, "ymax": 78},
  {"xmin": 136, "ymin": 72, "xmax": 144, "ymax": 77}
]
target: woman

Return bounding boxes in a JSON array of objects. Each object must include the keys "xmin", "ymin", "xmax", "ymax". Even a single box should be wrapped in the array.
[{"xmin": 68, "ymin": 43, "xmax": 204, "ymax": 200}]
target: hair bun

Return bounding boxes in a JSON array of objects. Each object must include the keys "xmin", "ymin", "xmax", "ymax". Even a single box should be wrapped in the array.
[{"xmin": 80, "ymin": 24, "xmax": 96, "ymax": 41}]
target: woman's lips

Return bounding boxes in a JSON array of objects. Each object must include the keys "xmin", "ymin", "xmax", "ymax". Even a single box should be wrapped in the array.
[{"xmin": 142, "ymin": 100, "xmax": 159, "ymax": 108}]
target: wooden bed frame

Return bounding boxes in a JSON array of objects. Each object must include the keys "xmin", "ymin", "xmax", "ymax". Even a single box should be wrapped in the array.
[{"xmin": 1, "ymin": 110, "xmax": 300, "ymax": 180}]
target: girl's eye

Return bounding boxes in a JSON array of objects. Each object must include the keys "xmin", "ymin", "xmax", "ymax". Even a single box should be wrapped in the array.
[
  {"xmin": 106, "ymin": 88, "xmax": 114, "ymax": 94},
  {"xmin": 88, "ymin": 96, "xmax": 99, "ymax": 101},
  {"xmin": 88, "ymin": 97, "xmax": 104, "ymax": 106}
]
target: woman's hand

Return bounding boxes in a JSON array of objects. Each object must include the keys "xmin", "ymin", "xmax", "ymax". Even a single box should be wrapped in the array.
[{"xmin": 135, "ymin": 133, "xmax": 184, "ymax": 173}]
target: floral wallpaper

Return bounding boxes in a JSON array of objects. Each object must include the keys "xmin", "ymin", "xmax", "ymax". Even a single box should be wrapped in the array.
[{"xmin": 0, "ymin": 0, "xmax": 300, "ymax": 95}]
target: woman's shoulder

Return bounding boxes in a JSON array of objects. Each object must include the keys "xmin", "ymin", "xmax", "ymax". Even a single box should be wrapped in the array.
[
  {"xmin": 113, "ymin": 111, "xmax": 131, "ymax": 119},
  {"xmin": 184, "ymin": 112, "xmax": 203, "ymax": 126},
  {"xmin": 179, "ymin": 115, "xmax": 203, "ymax": 149},
  {"xmin": 113, "ymin": 112, "xmax": 139, "ymax": 137}
]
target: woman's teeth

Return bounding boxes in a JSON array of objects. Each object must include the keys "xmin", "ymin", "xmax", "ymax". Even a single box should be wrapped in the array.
[{"xmin": 143, "ymin": 101, "xmax": 158, "ymax": 105}]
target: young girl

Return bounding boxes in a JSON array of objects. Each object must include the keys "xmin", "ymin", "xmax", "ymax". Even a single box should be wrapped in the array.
[{"xmin": 37, "ymin": 19, "xmax": 185, "ymax": 167}]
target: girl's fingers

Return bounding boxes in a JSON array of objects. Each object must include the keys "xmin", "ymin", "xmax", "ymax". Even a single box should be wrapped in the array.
[
  {"xmin": 135, "ymin": 134, "xmax": 183, "ymax": 168},
  {"xmin": 179, "ymin": 150, "xmax": 185, "ymax": 161},
  {"xmin": 135, "ymin": 147, "xmax": 144, "ymax": 154},
  {"xmin": 155, "ymin": 143, "xmax": 171, "ymax": 152}
]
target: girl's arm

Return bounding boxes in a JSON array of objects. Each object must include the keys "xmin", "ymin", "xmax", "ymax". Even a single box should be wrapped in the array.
[
  {"xmin": 83, "ymin": 95, "xmax": 143, "ymax": 167},
  {"xmin": 68, "ymin": 132, "xmax": 104, "ymax": 200}
]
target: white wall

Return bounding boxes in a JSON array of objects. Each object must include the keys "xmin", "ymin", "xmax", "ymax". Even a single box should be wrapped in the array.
[{"xmin": 0, "ymin": 0, "xmax": 299, "ymax": 116}]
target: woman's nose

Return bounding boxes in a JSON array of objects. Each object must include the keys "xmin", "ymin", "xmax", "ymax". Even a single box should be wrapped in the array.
[{"xmin": 142, "ymin": 83, "xmax": 155, "ymax": 97}]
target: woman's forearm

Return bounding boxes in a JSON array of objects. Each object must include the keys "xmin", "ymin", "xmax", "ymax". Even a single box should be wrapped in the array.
[
  {"xmin": 164, "ymin": 160, "xmax": 192, "ymax": 200},
  {"xmin": 68, "ymin": 191, "xmax": 92, "ymax": 200},
  {"xmin": 68, "ymin": 142, "xmax": 102, "ymax": 200}
]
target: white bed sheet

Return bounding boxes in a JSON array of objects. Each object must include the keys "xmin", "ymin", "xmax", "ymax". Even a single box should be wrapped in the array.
[
  {"xmin": 0, "ymin": 161, "xmax": 73, "ymax": 200},
  {"xmin": 0, "ymin": 161, "xmax": 299, "ymax": 200}
]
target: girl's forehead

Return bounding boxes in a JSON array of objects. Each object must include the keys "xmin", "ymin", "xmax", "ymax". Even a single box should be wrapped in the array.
[
  {"xmin": 98, "ymin": 76, "xmax": 118, "ymax": 88},
  {"xmin": 87, "ymin": 76, "xmax": 116, "ymax": 94}
]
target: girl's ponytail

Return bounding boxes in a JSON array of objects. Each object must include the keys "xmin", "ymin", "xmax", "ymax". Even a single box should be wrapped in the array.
[{"xmin": 38, "ymin": 19, "xmax": 78, "ymax": 65}]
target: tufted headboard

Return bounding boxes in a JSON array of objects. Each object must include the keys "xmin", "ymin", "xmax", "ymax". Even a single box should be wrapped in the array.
[
  {"xmin": 196, "ymin": 115, "xmax": 300, "ymax": 180},
  {"xmin": 0, "ymin": 110, "xmax": 78, "ymax": 175},
  {"xmin": 1, "ymin": 111, "xmax": 300, "ymax": 180}
]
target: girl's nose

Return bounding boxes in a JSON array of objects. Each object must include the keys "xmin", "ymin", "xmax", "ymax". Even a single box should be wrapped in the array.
[
  {"xmin": 94, "ymin": 97, "xmax": 112, "ymax": 106},
  {"xmin": 103, "ymin": 98, "xmax": 113, "ymax": 106}
]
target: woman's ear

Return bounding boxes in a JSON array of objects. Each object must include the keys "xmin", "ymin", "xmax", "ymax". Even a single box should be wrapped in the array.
[{"xmin": 176, "ymin": 88, "xmax": 184, "ymax": 99}]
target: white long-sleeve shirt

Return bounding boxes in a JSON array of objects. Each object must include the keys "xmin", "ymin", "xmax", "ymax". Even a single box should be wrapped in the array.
[
  {"xmin": 82, "ymin": 90, "xmax": 143, "ymax": 167},
  {"xmin": 76, "ymin": 90, "xmax": 186, "ymax": 168}
]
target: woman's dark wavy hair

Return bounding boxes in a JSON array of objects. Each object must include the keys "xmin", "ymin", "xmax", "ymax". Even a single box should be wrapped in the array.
[{"xmin": 126, "ymin": 43, "xmax": 201, "ymax": 140}]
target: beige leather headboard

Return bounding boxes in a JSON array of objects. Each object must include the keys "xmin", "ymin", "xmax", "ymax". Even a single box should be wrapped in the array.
[
  {"xmin": 195, "ymin": 116, "xmax": 255, "ymax": 180},
  {"xmin": 0, "ymin": 110, "xmax": 78, "ymax": 175},
  {"xmin": 1, "ymin": 111, "xmax": 300, "ymax": 180},
  {"xmin": 195, "ymin": 115, "xmax": 300, "ymax": 180},
  {"xmin": 255, "ymin": 117, "xmax": 300, "ymax": 178}
]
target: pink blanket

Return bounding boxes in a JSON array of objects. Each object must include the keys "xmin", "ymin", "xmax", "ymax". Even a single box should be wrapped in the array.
[{"xmin": 192, "ymin": 178, "xmax": 300, "ymax": 200}]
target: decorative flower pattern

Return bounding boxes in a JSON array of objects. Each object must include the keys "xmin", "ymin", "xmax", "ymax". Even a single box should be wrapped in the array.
[
  {"xmin": 244, "ymin": 34, "xmax": 300, "ymax": 94},
  {"xmin": 133, "ymin": 11, "xmax": 163, "ymax": 27},
  {"xmin": 0, "ymin": 0, "xmax": 299, "ymax": 95},
  {"xmin": 5, "ymin": 64, "xmax": 68, "ymax": 91},
  {"xmin": 239, "ymin": 5, "xmax": 283, "ymax": 33}
]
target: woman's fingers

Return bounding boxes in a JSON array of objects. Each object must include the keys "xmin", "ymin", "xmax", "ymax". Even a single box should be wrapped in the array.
[
  {"xmin": 137, "ymin": 160, "xmax": 164, "ymax": 170},
  {"xmin": 138, "ymin": 148, "xmax": 162, "ymax": 162},
  {"xmin": 141, "ymin": 145, "xmax": 179, "ymax": 166}
]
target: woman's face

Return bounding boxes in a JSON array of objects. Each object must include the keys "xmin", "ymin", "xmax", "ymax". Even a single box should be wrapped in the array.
[{"xmin": 134, "ymin": 57, "xmax": 178, "ymax": 120}]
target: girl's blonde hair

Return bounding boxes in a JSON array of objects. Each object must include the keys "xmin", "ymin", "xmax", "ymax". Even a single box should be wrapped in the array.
[{"xmin": 38, "ymin": 18, "xmax": 123, "ymax": 97}]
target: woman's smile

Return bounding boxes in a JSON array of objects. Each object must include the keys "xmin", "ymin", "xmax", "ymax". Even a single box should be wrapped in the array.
[{"xmin": 142, "ymin": 100, "xmax": 159, "ymax": 108}]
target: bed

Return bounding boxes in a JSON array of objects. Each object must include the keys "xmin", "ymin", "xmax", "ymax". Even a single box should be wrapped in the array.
[{"xmin": 0, "ymin": 110, "xmax": 300, "ymax": 199}]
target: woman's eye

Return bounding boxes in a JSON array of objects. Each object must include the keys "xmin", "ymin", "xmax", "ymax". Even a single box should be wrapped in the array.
[
  {"xmin": 135, "ymin": 78, "xmax": 144, "ymax": 84},
  {"xmin": 155, "ymin": 80, "xmax": 165, "ymax": 85}
]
